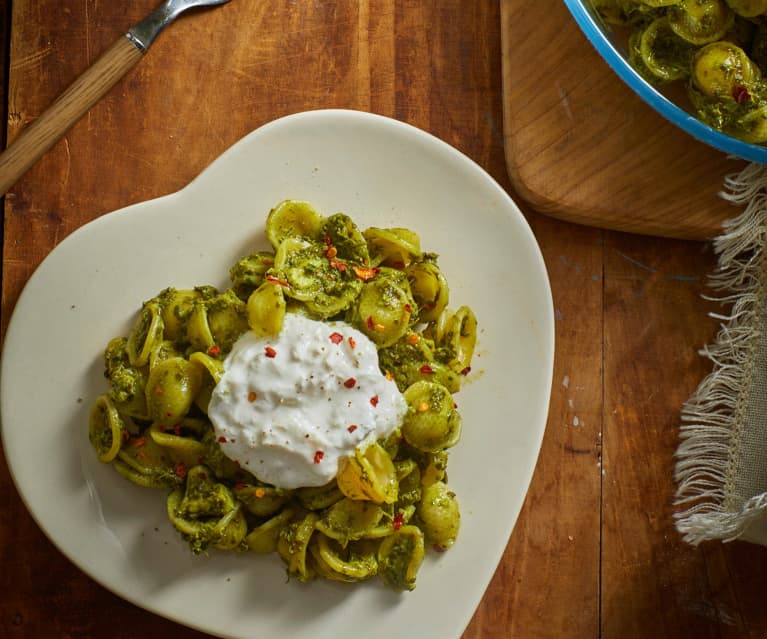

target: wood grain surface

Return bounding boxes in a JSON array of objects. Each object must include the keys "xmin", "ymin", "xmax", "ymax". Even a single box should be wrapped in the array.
[
  {"xmin": 5, "ymin": 1, "xmax": 767, "ymax": 638},
  {"xmin": 501, "ymin": 0, "xmax": 748, "ymax": 240}
]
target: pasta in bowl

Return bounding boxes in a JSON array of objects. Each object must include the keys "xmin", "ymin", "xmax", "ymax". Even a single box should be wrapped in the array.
[
  {"xmin": 88, "ymin": 200, "xmax": 475, "ymax": 591},
  {"xmin": 565, "ymin": 0, "xmax": 767, "ymax": 162}
]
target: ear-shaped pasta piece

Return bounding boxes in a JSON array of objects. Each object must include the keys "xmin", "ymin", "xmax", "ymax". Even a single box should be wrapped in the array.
[
  {"xmin": 363, "ymin": 227, "xmax": 421, "ymax": 267},
  {"xmin": 402, "ymin": 381, "xmax": 462, "ymax": 452},
  {"xmin": 115, "ymin": 434, "xmax": 181, "ymax": 489},
  {"xmin": 145, "ymin": 357, "xmax": 202, "ymax": 425},
  {"xmin": 417, "ymin": 481, "xmax": 460, "ymax": 550},
  {"xmin": 188, "ymin": 351, "xmax": 225, "ymax": 414},
  {"xmin": 336, "ymin": 442, "xmax": 399, "ymax": 504},
  {"xmin": 309, "ymin": 534, "xmax": 378, "ymax": 582},
  {"xmin": 314, "ymin": 497, "xmax": 385, "ymax": 545},
  {"xmin": 350, "ymin": 268, "xmax": 416, "ymax": 347},
  {"xmin": 148, "ymin": 425, "xmax": 207, "ymax": 470},
  {"xmin": 230, "ymin": 251, "xmax": 276, "ymax": 300},
  {"xmin": 245, "ymin": 508, "xmax": 295, "ymax": 553},
  {"xmin": 321, "ymin": 213, "xmax": 370, "ymax": 265},
  {"xmin": 233, "ymin": 482, "xmax": 291, "ymax": 517},
  {"xmin": 377, "ymin": 525, "xmax": 425, "ymax": 591},
  {"xmin": 668, "ymin": 0, "xmax": 733, "ymax": 45},
  {"xmin": 103, "ymin": 339, "xmax": 149, "ymax": 420},
  {"xmin": 629, "ymin": 17, "xmax": 692, "ymax": 82},
  {"xmin": 442, "ymin": 305, "xmax": 477, "ymax": 374},
  {"xmin": 206, "ymin": 289, "xmax": 249, "ymax": 352},
  {"xmin": 246, "ymin": 281, "xmax": 286, "ymax": 337},
  {"xmin": 274, "ymin": 237, "xmax": 363, "ymax": 317},
  {"xmin": 266, "ymin": 199, "xmax": 323, "ymax": 249},
  {"xmin": 691, "ymin": 41, "xmax": 760, "ymax": 98},
  {"xmin": 277, "ymin": 513, "xmax": 319, "ymax": 582},
  {"xmin": 88, "ymin": 395, "xmax": 127, "ymax": 463},
  {"xmin": 394, "ymin": 459, "xmax": 422, "ymax": 507},
  {"xmin": 126, "ymin": 301, "xmax": 164, "ymax": 367},
  {"xmin": 157, "ymin": 287, "xmax": 216, "ymax": 343},
  {"xmin": 167, "ymin": 468, "xmax": 247, "ymax": 554},
  {"xmin": 406, "ymin": 260, "xmax": 449, "ymax": 322}
]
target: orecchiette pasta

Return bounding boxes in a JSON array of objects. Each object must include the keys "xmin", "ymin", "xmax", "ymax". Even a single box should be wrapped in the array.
[{"xmin": 87, "ymin": 200, "xmax": 477, "ymax": 591}]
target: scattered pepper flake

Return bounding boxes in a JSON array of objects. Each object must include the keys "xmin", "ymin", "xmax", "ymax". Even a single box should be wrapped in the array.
[
  {"xmin": 265, "ymin": 346, "xmax": 277, "ymax": 358},
  {"xmin": 134, "ymin": 436, "xmax": 147, "ymax": 448},
  {"xmin": 314, "ymin": 450, "xmax": 325, "ymax": 464},
  {"xmin": 370, "ymin": 395, "xmax": 379, "ymax": 407},
  {"xmin": 344, "ymin": 377, "xmax": 357, "ymax": 388},
  {"xmin": 419, "ymin": 364, "xmax": 434, "ymax": 375},
  {"xmin": 325, "ymin": 245, "xmax": 338, "ymax": 259},
  {"xmin": 348, "ymin": 336, "xmax": 356, "ymax": 349},
  {"xmin": 417, "ymin": 401, "xmax": 429, "ymax": 413},
  {"xmin": 234, "ymin": 482, "xmax": 247, "ymax": 491},
  {"xmin": 461, "ymin": 366, "xmax": 472, "ymax": 376},
  {"xmin": 218, "ymin": 436, "xmax": 227, "ymax": 443},
  {"xmin": 347, "ymin": 424, "xmax": 358, "ymax": 433},
  {"xmin": 404, "ymin": 303, "xmax": 412, "ymax": 314},
  {"xmin": 174, "ymin": 462, "xmax": 187, "ymax": 478},
  {"xmin": 375, "ymin": 323, "xmax": 386, "ymax": 332},
  {"xmin": 329, "ymin": 332, "xmax": 344, "ymax": 344},
  {"xmin": 154, "ymin": 386, "xmax": 164, "ymax": 396},
  {"xmin": 329, "ymin": 259, "xmax": 347, "ymax": 272},
  {"xmin": 352, "ymin": 265, "xmax": 380, "ymax": 281},
  {"xmin": 255, "ymin": 487, "xmax": 266, "ymax": 498},
  {"xmin": 385, "ymin": 370, "xmax": 394, "ymax": 381},
  {"xmin": 393, "ymin": 511, "xmax": 405, "ymax": 530},
  {"xmin": 137, "ymin": 450, "xmax": 148, "ymax": 461},
  {"xmin": 265, "ymin": 274, "xmax": 289, "ymax": 287},
  {"xmin": 173, "ymin": 423, "xmax": 182, "ymax": 435},
  {"xmin": 366, "ymin": 315, "xmax": 376, "ymax": 330},
  {"xmin": 408, "ymin": 333, "xmax": 420, "ymax": 345},
  {"xmin": 733, "ymin": 85, "xmax": 751, "ymax": 104},
  {"xmin": 248, "ymin": 391, "xmax": 258, "ymax": 402},
  {"xmin": 207, "ymin": 344, "xmax": 221, "ymax": 357}
]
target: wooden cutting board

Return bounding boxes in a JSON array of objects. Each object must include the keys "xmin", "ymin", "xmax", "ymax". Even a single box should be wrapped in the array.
[{"xmin": 501, "ymin": 0, "xmax": 750, "ymax": 241}]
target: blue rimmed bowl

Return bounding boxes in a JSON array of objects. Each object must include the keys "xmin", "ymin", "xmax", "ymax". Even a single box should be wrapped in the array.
[{"xmin": 563, "ymin": 0, "xmax": 767, "ymax": 164}]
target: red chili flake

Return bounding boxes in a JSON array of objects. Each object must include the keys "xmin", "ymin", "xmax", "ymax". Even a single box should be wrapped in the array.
[
  {"xmin": 404, "ymin": 303, "xmax": 412, "ymax": 314},
  {"xmin": 329, "ymin": 332, "xmax": 344, "ymax": 344},
  {"xmin": 230, "ymin": 438, "xmax": 236, "ymax": 443},
  {"xmin": 173, "ymin": 423, "xmax": 182, "ymax": 435},
  {"xmin": 344, "ymin": 377, "xmax": 357, "ymax": 388},
  {"xmin": 329, "ymin": 259, "xmax": 347, "ymax": 272},
  {"xmin": 234, "ymin": 482, "xmax": 247, "ymax": 491},
  {"xmin": 313, "ymin": 450, "xmax": 325, "ymax": 464},
  {"xmin": 137, "ymin": 450, "xmax": 148, "ymax": 461},
  {"xmin": 419, "ymin": 364, "xmax": 434, "ymax": 375},
  {"xmin": 408, "ymin": 333, "xmax": 420, "ymax": 345},
  {"xmin": 134, "ymin": 436, "xmax": 147, "ymax": 448},
  {"xmin": 265, "ymin": 346, "xmax": 277, "ymax": 358},
  {"xmin": 247, "ymin": 391, "xmax": 258, "ymax": 402},
  {"xmin": 370, "ymin": 395, "xmax": 379, "ymax": 407},
  {"xmin": 255, "ymin": 488, "xmax": 266, "ymax": 498},
  {"xmin": 733, "ymin": 85, "xmax": 751, "ymax": 104},
  {"xmin": 348, "ymin": 336, "xmax": 356, "ymax": 349},
  {"xmin": 265, "ymin": 274, "xmax": 290, "ymax": 287},
  {"xmin": 366, "ymin": 315, "xmax": 375, "ymax": 330},
  {"xmin": 352, "ymin": 265, "xmax": 380, "ymax": 281},
  {"xmin": 207, "ymin": 344, "xmax": 221, "ymax": 357},
  {"xmin": 461, "ymin": 366, "xmax": 472, "ymax": 376},
  {"xmin": 217, "ymin": 436, "xmax": 227, "ymax": 443},
  {"xmin": 325, "ymin": 245, "xmax": 338, "ymax": 259},
  {"xmin": 347, "ymin": 424, "xmax": 358, "ymax": 433},
  {"xmin": 121, "ymin": 429, "xmax": 130, "ymax": 442},
  {"xmin": 174, "ymin": 462, "xmax": 187, "ymax": 478},
  {"xmin": 392, "ymin": 512, "xmax": 405, "ymax": 531},
  {"xmin": 323, "ymin": 234, "xmax": 332, "ymax": 246}
]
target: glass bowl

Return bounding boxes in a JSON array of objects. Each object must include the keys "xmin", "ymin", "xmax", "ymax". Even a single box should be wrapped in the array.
[{"xmin": 563, "ymin": 0, "xmax": 767, "ymax": 163}]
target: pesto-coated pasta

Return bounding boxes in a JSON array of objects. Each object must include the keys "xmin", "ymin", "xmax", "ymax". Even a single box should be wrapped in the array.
[
  {"xmin": 88, "ymin": 200, "xmax": 479, "ymax": 591},
  {"xmin": 595, "ymin": 0, "xmax": 767, "ymax": 143}
]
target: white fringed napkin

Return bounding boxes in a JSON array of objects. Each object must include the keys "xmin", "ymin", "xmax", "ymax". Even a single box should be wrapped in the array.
[{"xmin": 675, "ymin": 162, "xmax": 767, "ymax": 543}]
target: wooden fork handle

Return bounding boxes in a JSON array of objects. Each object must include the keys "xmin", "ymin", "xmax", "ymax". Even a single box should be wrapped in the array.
[{"xmin": 0, "ymin": 36, "xmax": 143, "ymax": 197}]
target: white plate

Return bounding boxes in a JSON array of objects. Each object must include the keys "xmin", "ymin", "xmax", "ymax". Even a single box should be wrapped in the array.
[{"xmin": 1, "ymin": 109, "xmax": 554, "ymax": 639}]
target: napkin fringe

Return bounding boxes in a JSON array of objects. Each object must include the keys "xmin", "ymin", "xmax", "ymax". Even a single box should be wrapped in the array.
[{"xmin": 675, "ymin": 162, "xmax": 767, "ymax": 544}]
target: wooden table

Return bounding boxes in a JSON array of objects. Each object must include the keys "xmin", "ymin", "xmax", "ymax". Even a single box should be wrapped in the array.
[{"xmin": 3, "ymin": 1, "xmax": 767, "ymax": 637}]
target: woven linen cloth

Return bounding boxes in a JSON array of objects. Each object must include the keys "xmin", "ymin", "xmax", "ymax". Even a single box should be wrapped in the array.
[{"xmin": 675, "ymin": 162, "xmax": 767, "ymax": 543}]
